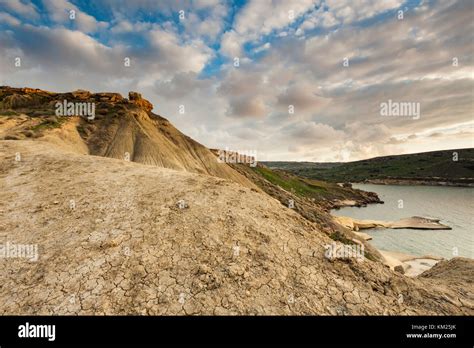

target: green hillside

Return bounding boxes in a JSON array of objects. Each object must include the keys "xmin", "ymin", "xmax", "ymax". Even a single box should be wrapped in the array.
[{"xmin": 263, "ymin": 148, "xmax": 474, "ymax": 184}]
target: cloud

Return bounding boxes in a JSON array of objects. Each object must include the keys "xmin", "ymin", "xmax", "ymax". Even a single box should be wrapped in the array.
[
  {"xmin": 276, "ymin": 83, "xmax": 329, "ymax": 111},
  {"xmin": 283, "ymin": 121, "xmax": 345, "ymax": 144},
  {"xmin": 217, "ymin": 67, "xmax": 275, "ymax": 118},
  {"xmin": 148, "ymin": 28, "xmax": 213, "ymax": 75},
  {"xmin": 234, "ymin": 0, "xmax": 316, "ymax": 37},
  {"xmin": 227, "ymin": 95, "xmax": 267, "ymax": 118},
  {"xmin": 1, "ymin": 0, "xmax": 472, "ymax": 161},
  {"xmin": 0, "ymin": 0, "xmax": 38, "ymax": 18},
  {"xmin": 324, "ymin": 0, "xmax": 403, "ymax": 23},
  {"xmin": 105, "ymin": 0, "xmax": 228, "ymax": 42},
  {"xmin": 220, "ymin": 30, "xmax": 243, "ymax": 57},
  {"xmin": 0, "ymin": 11, "xmax": 21, "ymax": 26},
  {"xmin": 300, "ymin": 8, "xmax": 340, "ymax": 30},
  {"xmin": 181, "ymin": 1, "xmax": 228, "ymax": 42},
  {"xmin": 220, "ymin": 0, "xmax": 316, "ymax": 57},
  {"xmin": 153, "ymin": 72, "xmax": 213, "ymax": 99},
  {"xmin": 110, "ymin": 20, "xmax": 138, "ymax": 34},
  {"xmin": 43, "ymin": 0, "xmax": 108, "ymax": 33}
]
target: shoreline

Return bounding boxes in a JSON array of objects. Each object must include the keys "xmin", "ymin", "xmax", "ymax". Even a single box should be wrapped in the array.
[
  {"xmin": 331, "ymin": 200, "xmax": 453, "ymax": 277},
  {"xmin": 333, "ymin": 215, "xmax": 452, "ymax": 231},
  {"xmin": 356, "ymin": 178, "xmax": 474, "ymax": 187},
  {"xmin": 378, "ymin": 250, "xmax": 443, "ymax": 277},
  {"xmin": 333, "ymin": 215, "xmax": 449, "ymax": 276}
]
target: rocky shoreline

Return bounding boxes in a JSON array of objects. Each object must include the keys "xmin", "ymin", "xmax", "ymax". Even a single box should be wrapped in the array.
[
  {"xmin": 334, "ymin": 215, "xmax": 452, "ymax": 231},
  {"xmin": 333, "ymin": 214, "xmax": 451, "ymax": 277},
  {"xmin": 332, "ymin": 205, "xmax": 455, "ymax": 277},
  {"xmin": 379, "ymin": 250, "xmax": 444, "ymax": 277}
]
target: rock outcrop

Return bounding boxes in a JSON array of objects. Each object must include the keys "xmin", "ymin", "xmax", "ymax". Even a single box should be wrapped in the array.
[
  {"xmin": 128, "ymin": 91, "xmax": 153, "ymax": 112},
  {"xmin": 334, "ymin": 216, "xmax": 452, "ymax": 231}
]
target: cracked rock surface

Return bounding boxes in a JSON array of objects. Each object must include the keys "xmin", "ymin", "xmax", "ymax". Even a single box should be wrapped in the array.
[{"xmin": 0, "ymin": 140, "xmax": 473, "ymax": 315}]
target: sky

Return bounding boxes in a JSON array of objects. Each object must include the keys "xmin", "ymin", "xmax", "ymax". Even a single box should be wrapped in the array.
[{"xmin": 0, "ymin": 0, "xmax": 472, "ymax": 162}]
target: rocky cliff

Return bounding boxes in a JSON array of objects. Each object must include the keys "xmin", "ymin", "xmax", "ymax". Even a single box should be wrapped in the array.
[{"xmin": 0, "ymin": 86, "xmax": 255, "ymax": 189}]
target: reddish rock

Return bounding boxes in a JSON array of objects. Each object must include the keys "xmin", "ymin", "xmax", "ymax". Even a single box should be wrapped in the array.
[{"xmin": 128, "ymin": 91, "xmax": 153, "ymax": 112}]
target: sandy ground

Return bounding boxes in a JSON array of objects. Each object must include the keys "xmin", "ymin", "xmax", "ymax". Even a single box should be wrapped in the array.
[{"xmin": 379, "ymin": 250, "xmax": 443, "ymax": 277}]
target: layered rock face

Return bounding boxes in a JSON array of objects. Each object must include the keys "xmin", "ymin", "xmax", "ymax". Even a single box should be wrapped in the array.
[
  {"xmin": 0, "ymin": 86, "xmax": 255, "ymax": 189},
  {"xmin": 0, "ymin": 86, "xmax": 126, "ymax": 108}
]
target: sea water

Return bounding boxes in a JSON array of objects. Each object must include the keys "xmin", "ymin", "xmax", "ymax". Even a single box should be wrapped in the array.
[{"xmin": 332, "ymin": 184, "xmax": 474, "ymax": 259}]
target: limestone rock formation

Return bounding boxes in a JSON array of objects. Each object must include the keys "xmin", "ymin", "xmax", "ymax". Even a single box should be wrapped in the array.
[{"xmin": 128, "ymin": 91, "xmax": 153, "ymax": 112}]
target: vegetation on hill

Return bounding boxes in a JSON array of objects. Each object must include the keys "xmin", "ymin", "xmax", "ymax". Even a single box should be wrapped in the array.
[
  {"xmin": 252, "ymin": 166, "xmax": 378, "ymax": 204},
  {"xmin": 264, "ymin": 149, "xmax": 474, "ymax": 184}
]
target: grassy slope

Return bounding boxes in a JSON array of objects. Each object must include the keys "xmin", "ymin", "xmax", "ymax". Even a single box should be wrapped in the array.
[
  {"xmin": 263, "ymin": 148, "xmax": 474, "ymax": 183},
  {"xmin": 252, "ymin": 166, "xmax": 373, "ymax": 202}
]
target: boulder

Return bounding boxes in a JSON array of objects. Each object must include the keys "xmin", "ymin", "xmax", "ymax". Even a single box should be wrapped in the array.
[
  {"xmin": 95, "ymin": 93, "xmax": 123, "ymax": 102},
  {"xmin": 394, "ymin": 265, "xmax": 405, "ymax": 274},
  {"xmin": 128, "ymin": 91, "xmax": 153, "ymax": 112},
  {"xmin": 72, "ymin": 89, "xmax": 92, "ymax": 99}
]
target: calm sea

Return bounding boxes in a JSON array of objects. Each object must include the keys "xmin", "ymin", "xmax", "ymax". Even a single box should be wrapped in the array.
[{"xmin": 332, "ymin": 184, "xmax": 474, "ymax": 259}]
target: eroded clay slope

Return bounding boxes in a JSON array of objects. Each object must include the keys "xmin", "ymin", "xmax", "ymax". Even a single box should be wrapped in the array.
[
  {"xmin": 0, "ymin": 87, "xmax": 256, "ymax": 189},
  {"xmin": 0, "ymin": 140, "xmax": 472, "ymax": 315}
]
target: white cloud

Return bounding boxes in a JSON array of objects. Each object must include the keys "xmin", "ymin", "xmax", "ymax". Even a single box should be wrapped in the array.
[
  {"xmin": 220, "ymin": 30, "xmax": 243, "ymax": 58},
  {"xmin": 181, "ymin": 2, "xmax": 228, "ymax": 42},
  {"xmin": 283, "ymin": 121, "xmax": 345, "ymax": 144},
  {"xmin": 325, "ymin": 0, "xmax": 403, "ymax": 23},
  {"xmin": 0, "ymin": 0, "xmax": 38, "ymax": 18},
  {"xmin": 300, "ymin": 7, "xmax": 340, "ymax": 31},
  {"xmin": 0, "ymin": 11, "xmax": 21, "ymax": 25},
  {"xmin": 43, "ymin": 0, "xmax": 108, "ymax": 33},
  {"xmin": 220, "ymin": 0, "xmax": 316, "ymax": 57},
  {"xmin": 148, "ymin": 28, "xmax": 213, "ymax": 75},
  {"xmin": 234, "ymin": 0, "xmax": 316, "ymax": 36},
  {"xmin": 228, "ymin": 95, "xmax": 267, "ymax": 118}
]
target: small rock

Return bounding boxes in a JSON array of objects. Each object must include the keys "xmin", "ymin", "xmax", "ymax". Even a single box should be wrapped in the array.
[
  {"xmin": 228, "ymin": 264, "xmax": 245, "ymax": 277},
  {"xmin": 394, "ymin": 265, "xmax": 405, "ymax": 274}
]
